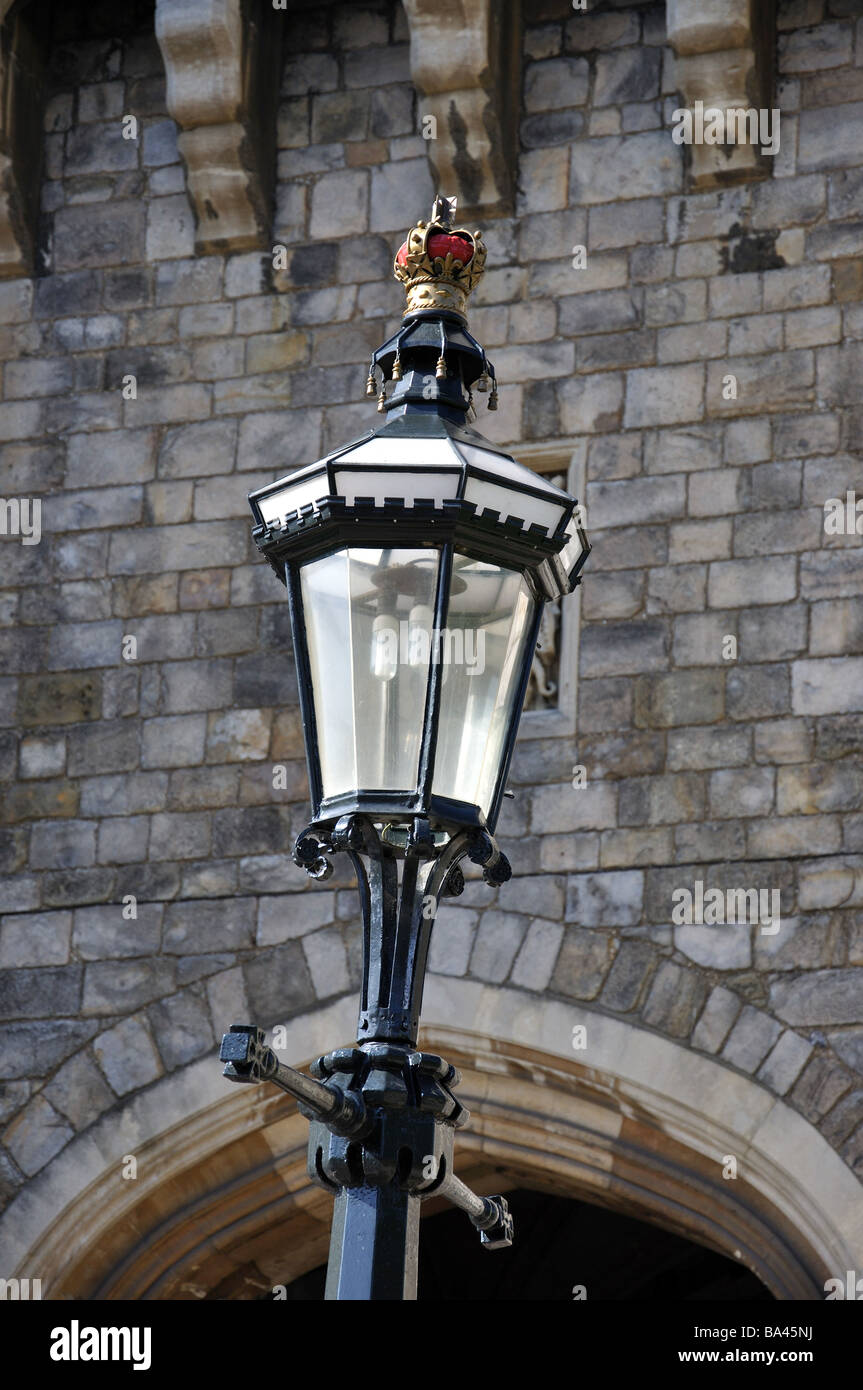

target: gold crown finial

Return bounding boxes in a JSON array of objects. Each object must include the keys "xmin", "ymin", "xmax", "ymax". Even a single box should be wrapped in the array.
[{"xmin": 393, "ymin": 198, "xmax": 487, "ymax": 318}]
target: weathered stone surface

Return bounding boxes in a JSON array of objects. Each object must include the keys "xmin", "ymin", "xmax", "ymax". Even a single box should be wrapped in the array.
[
  {"xmin": 43, "ymin": 1050, "xmax": 116, "ymax": 1129},
  {"xmin": 93, "ymin": 1016, "xmax": 163, "ymax": 1096},
  {"xmin": 0, "ymin": 910, "xmax": 71, "ymax": 967},
  {"xmin": 772, "ymin": 970, "xmax": 863, "ymax": 1025},
  {"xmin": 641, "ymin": 961, "xmax": 707, "ymax": 1038},
  {"xmin": 147, "ymin": 989, "xmax": 214, "ymax": 1069},
  {"xmin": 302, "ymin": 927, "xmax": 350, "ymax": 998},
  {"xmin": 691, "ymin": 986, "xmax": 742, "ymax": 1054},
  {"xmin": 3, "ymin": 1095, "xmax": 74, "ymax": 1176},
  {"xmin": 163, "ymin": 897, "xmax": 255, "ymax": 954},
  {"xmin": 599, "ymin": 939, "xmax": 656, "ymax": 1012},
  {"xmin": 82, "ymin": 958, "xmax": 175, "ymax": 1015},
  {"xmin": 0, "ymin": 1020, "xmax": 98, "ymax": 1081},
  {"xmin": 721, "ymin": 1006, "xmax": 782, "ymax": 1073},
  {"xmin": 551, "ymin": 926, "xmax": 614, "ymax": 1001},
  {"xmin": 428, "ymin": 907, "xmax": 477, "ymax": 978},
  {"xmin": 757, "ymin": 1030, "xmax": 814, "ymax": 1095},
  {"xmin": 469, "ymin": 910, "xmax": 528, "ymax": 984},
  {"xmin": 243, "ymin": 941, "xmax": 314, "ymax": 1024}
]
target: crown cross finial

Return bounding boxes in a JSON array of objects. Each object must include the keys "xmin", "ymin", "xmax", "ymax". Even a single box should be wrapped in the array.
[
  {"xmin": 393, "ymin": 197, "xmax": 487, "ymax": 318},
  {"xmin": 431, "ymin": 195, "xmax": 457, "ymax": 229}
]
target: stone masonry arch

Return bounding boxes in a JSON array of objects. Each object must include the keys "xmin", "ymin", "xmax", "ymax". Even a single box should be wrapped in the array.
[{"xmin": 1, "ymin": 985, "xmax": 858, "ymax": 1300}]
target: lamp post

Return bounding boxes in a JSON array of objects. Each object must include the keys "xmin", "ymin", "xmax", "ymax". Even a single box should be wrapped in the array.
[{"xmin": 219, "ymin": 197, "xmax": 590, "ymax": 1300}]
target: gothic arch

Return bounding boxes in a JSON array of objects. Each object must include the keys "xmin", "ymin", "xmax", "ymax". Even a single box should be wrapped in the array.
[{"xmin": 2, "ymin": 983, "xmax": 859, "ymax": 1299}]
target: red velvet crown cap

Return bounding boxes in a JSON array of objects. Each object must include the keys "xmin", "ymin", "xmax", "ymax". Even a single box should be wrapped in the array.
[{"xmin": 396, "ymin": 232, "xmax": 474, "ymax": 267}]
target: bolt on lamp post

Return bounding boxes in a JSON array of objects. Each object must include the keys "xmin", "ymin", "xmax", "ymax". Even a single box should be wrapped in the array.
[{"xmin": 219, "ymin": 196, "xmax": 590, "ymax": 1301}]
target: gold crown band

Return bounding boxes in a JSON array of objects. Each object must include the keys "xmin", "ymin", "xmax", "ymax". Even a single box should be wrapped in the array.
[{"xmin": 393, "ymin": 205, "xmax": 487, "ymax": 319}]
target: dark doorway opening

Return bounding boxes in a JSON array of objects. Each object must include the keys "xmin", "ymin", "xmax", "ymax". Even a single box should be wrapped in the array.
[{"xmin": 273, "ymin": 1188, "xmax": 774, "ymax": 1300}]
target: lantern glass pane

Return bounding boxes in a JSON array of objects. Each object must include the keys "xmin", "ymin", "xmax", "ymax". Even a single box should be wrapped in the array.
[
  {"xmin": 300, "ymin": 547, "xmax": 441, "ymax": 798},
  {"xmin": 432, "ymin": 556, "xmax": 535, "ymax": 819}
]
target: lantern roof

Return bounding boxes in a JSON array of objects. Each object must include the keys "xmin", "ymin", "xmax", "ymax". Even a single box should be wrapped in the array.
[{"xmin": 248, "ymin": 198, "xmax": 590, "ymax": 599}]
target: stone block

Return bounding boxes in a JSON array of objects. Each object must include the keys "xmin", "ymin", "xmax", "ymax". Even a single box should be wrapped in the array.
[
  {"xmin": 646, "ymin": 564, "xmax": 706, "ymax": 613},
  {"xmin": 599, "ymin": 939, "xmax": 656, "ymax": 1011},
  {"xmin": 163, "ymin": 897, "xmax": 256, "ymax": 954},
  {"xmin": 97, "ymin": 815, "xmax": 150, "ymax": 864},
  {"xmin": 0, "ymin": 910, "xmax": 71, "ymax": 967},
  {"xmin": 73, "ymin": 902, "xmax": 162, "ymax": 960},
  {"xmin": 516, "ymin": 149, "xmax": 570, "ymax": 215},
  {"xmin": 721, "ymin": 1005, "xmax": 783, "ymax": 1073},
  {"xmin": 510, "ymin": 918, "xmax": 565, "ymax": 992},
  {"xmin": 0, "ymin": 1019, "xmax": 96, "ymax": 1080},
  {"xmin": 726, "ymin": 666, "xmax": 791, "ymax": 721},
  {"xmin": 206, "ymin": 965, "xmax": 251, "ymax": 1034},
  {"xmin": 148, "ymin": 989, "xmax": 214, "ymax": 1069},
  {"xmin": 469, "ymin": 910, "xmax": 528, "ymax": 984},
  {"xmin": 792, "ymin": 658, "xmax": 863, "ymax": 715},
  {"xmin": 566, "ymin": 870, "xmax": 643, "ymax": 927},
  {"xmin": 19, "ymin": 737, "xmax": 66, "ymax": 780},
  {"xmin": 691, "ymin": 986, "xmax": 742, "ymax": 1053},
  {"xmin": 641, "ymin": 961, "xmax": 707, "ymax": 1038},
  {"xmin": 525, "ymin": 56, "xmax": 589, "ymax": 111},
  {"xmin": 708, "ymin": 556, "xmax": 797, "ymax": 608},
  {"xmin": 581, "ymin": 570, "xmax": 644, "ymax": 621},
  {"xmin": 54, "ymin": 201, "xmax": 146, "ymax": 270},
  {"xmin": 0, "ymin": 963, "xmax": 82, "ymax": 1019},
  {"xmin": 93, "ymin": 1016, "xmax": 162, "ymax": 1095},
  {"xmin": 243, "ymin": 941, "xmax": 314, "ymax": 1025},
  {"xmin": 142, "ymin": 714, "xmax": 206, "ymax": 768},
  {"xmin": 557, "ymin": 372, "xmax": 624, "ymax": 433},
  {"xmin": 44, "ymin": 1049, "xmax": 116, "ymax": 1128},
  {"xmin": 257, "ymin": 892, "xmax": 335, "ymax": 946},
  {"xmin": 790, "ymin": 1054, "xmax": 854, "ymax": 1125},
  {"xmin": 551, "ymin": 926, "xmax": 614, "ymax": 1001},
  {"xmin": 428, "ymin": 906, "xmax": 477, "ymax": 977},
  {"xmin": 29, "ymin": 821, "xmax": 96, "ymax": 870},
  {"xmin": 82, "ymin": 958, "xmax": 174, "ymax": 1015},
  {"xmin": 708, "ymin": 767, "xmax": 775, "ymax": 819},
  {"xmin": 748, "ymin": 814, "xmax": 841, "ymax": 859},
  {"xmin": 303, "ymin": 927, "xmax": 351, "ymax": 998},
  {"xmin": 624, "ymin": 364, "xmax": 704, "ymax": 427},
  {"xmin": 579, "ymin": 613, "xmax": 667, "ymax": 675},
  {"xmin": 570, "ymin": 131, "xmax": 681, "ymax": 205},
  {"xmin": 761, "ymin": 265, "xmax": 831, "ymax": 311},
  {"xmin": 531, "ymin": 781, "xmax": 617, "ymax": 835},
  {"xmin": 634, "ymin": 670, "xmax": 724, "ymax": 727},
  {"xmin": 756, "ymin": 1030, "xmax": 814, "ymax": 1095},
  {"xmin": 3, "ymin": 1095, "xmax": 74, "ymax": 1175},
  {"xmin": 778, "ymin": 763, "xmax": 863, "ymax": 816},
  {"xmin": 521, "ymin": 108, "xmax": 585, "ymax": 148},
  {"xmin": 671, "ymin": 611, "xmax": 734, "ymax": 667},
  {"xmin": 149, "ymin": 812, "xmax": 211, "ymax": 862},
  {"xmin": 781, "ymin": 24, "xmax": 852, "ymax": 74},
  {"xmin": 754, "ymin": 718, "xmax": 812, "ymax": 765}
]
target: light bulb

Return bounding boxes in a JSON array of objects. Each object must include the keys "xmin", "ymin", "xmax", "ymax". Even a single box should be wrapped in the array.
[
  {"xmin": 371, "ymin": 612, "xmax": 397, "ymax": 680},
  {"xmin": 407, "ymin": 603, "xmax": 433, "ymax": 668}
]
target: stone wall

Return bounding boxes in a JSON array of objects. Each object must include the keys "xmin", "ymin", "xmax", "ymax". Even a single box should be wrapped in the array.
[{"xmin": 0, "ymin": 0, "xmax": 861, "ymax": 1233}]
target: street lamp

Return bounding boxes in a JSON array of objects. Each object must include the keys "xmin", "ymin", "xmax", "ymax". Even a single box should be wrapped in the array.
[{"xmin": 219, "ymin": 197, "xmax": 590, "ymax": 1300}]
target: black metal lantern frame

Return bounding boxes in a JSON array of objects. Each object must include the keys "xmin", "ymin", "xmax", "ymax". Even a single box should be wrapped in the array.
[
  {"xmin": 221, "ymin": 200, "xmax": 591, "ymax": 1299},
  {"xmin": 249, "ymin": 411, "xmax": 589, "ymax": 843}
]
